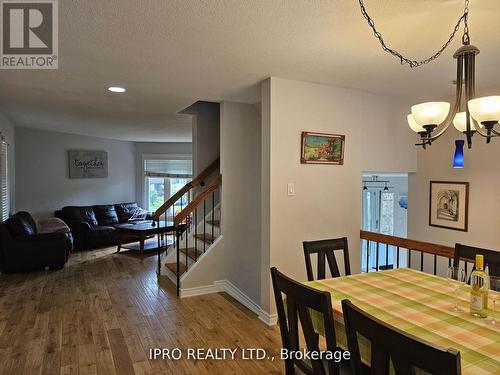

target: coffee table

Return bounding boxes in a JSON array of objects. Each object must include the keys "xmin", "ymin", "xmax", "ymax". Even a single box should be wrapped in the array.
[{"xmin": 115, "ymin": 220, "xmax": 176, "ymax": 254}]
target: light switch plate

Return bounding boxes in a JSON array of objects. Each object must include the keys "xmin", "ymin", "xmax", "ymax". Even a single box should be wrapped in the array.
[{"xmin": 287, "ymin": 183, "xmax": 295, "ymax": 196}]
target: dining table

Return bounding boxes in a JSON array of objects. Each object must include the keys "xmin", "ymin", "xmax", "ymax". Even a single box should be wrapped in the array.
[{"xmin": 305, "ymin": 268, "xmax": 500, "ymax": 375}]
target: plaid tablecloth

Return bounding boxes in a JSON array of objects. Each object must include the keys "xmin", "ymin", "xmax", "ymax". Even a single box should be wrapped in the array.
[{"xmin": 305, "ymin": 268, "xmax": 500, "ymax": 375}]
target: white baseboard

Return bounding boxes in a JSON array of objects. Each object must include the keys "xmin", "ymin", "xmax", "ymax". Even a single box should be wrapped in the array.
[
  {"xmin": 214, "ymin": 280, "xmax": 261, "ymax": 317},
  {"xmin": 179, "ymin": 283, "xmax": 222, "ymax": 297},
  {"xmin": 258, "ymin": 310, "xmax": 278, "ymax": 326},
  {"xmin": 180, "ymin": 279, "xmax": 277, "ymax": 326}
]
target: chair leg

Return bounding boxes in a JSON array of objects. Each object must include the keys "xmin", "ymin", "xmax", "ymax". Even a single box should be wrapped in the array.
[{"xmin": 284, "ymin": 359, "xmax": 294, "ymax": 374}]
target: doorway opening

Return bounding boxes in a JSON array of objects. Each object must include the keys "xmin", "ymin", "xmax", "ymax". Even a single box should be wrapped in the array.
[{"xmin": 361, "ymin": 173, "xmax": 408, "ymax": 272}]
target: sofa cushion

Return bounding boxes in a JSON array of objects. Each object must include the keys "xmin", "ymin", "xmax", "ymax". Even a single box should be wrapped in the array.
[
  {"xmin": 5, "ymin": 211, "xmax": 37, "ymax": 237},
  {"xmin": 92, "ymin": 205, "xmax": 119, "ymax": 226},
  {"xmin": 61, "ymin": 206, "xmax": 98, "ymax": 227},
  {"xmin": 86, "ymin": 226, "xmax": 117, "ymax": 248},
  {"xmin": 115, "ymin": 202, "xmax": 140, "ymax": 222}
]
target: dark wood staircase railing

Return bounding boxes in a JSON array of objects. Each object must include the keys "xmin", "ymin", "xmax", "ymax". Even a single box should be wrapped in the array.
[
  {"xmin": 152, "ymin": 158, "xmax": 220, "ymax": 220},
  {"xmin": 360, "ymin": 230, "xmax": 457, "ymax": 275}
]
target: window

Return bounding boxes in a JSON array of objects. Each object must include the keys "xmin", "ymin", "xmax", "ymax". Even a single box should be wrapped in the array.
[
  {"xmin": 0, "ymin": 136, "xmax": 8, "ymax": 222},
  {"xmin": 144, "ymin": 157, "xmax": 192, "ymax": 217}
]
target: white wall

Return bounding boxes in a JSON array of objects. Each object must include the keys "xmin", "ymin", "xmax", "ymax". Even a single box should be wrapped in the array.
[
  {"xmin": 408, "ymin": 126, "xmax": 500, "ymax": 252},
  {"xmin": 260, "ymin": 77, "xmax": 416, "ymax": 316},
  {"xmin": 182, "ymin": 101, "xmax": 220, "ymax": 176},
  {"xmin": 15, "ymin": 127, "xmax": 136, "ymax": 218},
  {"xmin": 181, "ymin": 102, "xmax": 262, "ymax": 304},
  {"xmin": 134, "ymin": 142, "xmax": 192, "ymax": 208},
  {"xmin": 219, "ymin": 102, "xmax": 261, "ymax": 303},
  {"xmin": 0, "ymin": 113, "xmax": 15, "ymax": 215}
]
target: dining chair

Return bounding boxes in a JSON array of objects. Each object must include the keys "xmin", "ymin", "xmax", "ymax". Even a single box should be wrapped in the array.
[
  {"xmin": 341, "ymin": 299, "xmax": 461, "ymax": 375},
  {"xmin": 303, "ymin": 238, "xmax": 351, "ymax": 281},
  {"xmin": 271, "ymin": 267, "xmax": 347, "ymax": 375},
  {"xmin": 453, "ymin": 243, "xmax": 500, "ymax": 277}
]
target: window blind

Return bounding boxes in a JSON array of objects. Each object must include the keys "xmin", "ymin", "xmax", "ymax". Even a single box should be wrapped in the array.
[
  {"xmin": 144, "ymin": 159, "xmax": 192, "ymax": 178},
  {"xmin": 0, "ymin": 137, "xmax": 8, "ymax": 222}
]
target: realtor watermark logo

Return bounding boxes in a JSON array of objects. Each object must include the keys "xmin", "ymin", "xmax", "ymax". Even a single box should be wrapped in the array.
[{"xmin": 0, "ymin": 0, "xmax": 58, "ymax": 69}]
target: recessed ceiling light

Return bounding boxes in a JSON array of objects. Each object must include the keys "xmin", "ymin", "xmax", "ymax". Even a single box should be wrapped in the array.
[{"xmin": 108, "ymin": 86, "xmax": 125, "ymax": 93}]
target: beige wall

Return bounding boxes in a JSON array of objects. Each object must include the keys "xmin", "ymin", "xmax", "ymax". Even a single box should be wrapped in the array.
[
  {"xmin": 261, "ymin": 77, "xmax": 416, "ymax": 315},
  {"xmin": 408, "ymin": 125, "xmax": 500, "ymax": 259}
]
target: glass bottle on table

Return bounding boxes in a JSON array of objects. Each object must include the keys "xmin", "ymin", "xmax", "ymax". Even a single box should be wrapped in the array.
[{"xmin": 470, "ymin": 254, "xmax": 489, "ymax": 318}]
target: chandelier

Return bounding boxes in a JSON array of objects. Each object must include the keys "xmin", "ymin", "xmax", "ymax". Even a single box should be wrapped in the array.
[{"xmin": 359, "ymin": 0, "xmax": 500, "ymax": 149}]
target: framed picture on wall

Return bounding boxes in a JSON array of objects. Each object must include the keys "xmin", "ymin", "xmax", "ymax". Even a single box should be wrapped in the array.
[
  {"xmin": 429, "ymin": 181, "xmax": 469, "ymax": 232},
  {"xmin": 300, "ymin": 131, "xmax": 345, "ymax": 165},
  {"xmin": 68, "ymin": 150, "xmax": 108, "ymax": 178}
]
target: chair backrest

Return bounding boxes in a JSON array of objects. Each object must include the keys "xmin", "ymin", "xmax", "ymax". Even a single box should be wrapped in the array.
[
  {"xmin": 270, "ymin": 267, "xmax": 339, "ymax": 375},
  {"xmin": 453, "ymin": 243, "xmax": 500, "ymax": 277},
  {"xmin": 342, "ymin": 299, "xmax": 461, "ymax": 375},
  {"xmin": 303, "ymin": 238, "xmax": 351, "ymax": 281}
]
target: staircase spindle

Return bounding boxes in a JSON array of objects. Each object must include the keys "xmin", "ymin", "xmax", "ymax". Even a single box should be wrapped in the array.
[
  {"xmin": 195, "ymin": 207, "xmax": 198, "ymax": 261},
  {"xmin": 185, "ymin": 225, "xmax": 188, "ymax": 270},
  {"xmin": 365, "ymin": 240, "xmax": 369, "ymax": 273},
  {"xmin": 176, "ymin": 228, "xmax": 181, "ymax": 296},
  {"xmin": 203, "ymin": 200, "xmax": 206, "ymax": 253},
  {"xmin": 211, "ymin": 191, "xmax": 215, "ymax": 242}
]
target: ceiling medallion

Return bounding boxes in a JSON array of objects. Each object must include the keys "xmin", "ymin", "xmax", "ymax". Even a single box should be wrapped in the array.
[{"xmin": 359, "ymin": 0, "xmax": 500, "ymax": 149}]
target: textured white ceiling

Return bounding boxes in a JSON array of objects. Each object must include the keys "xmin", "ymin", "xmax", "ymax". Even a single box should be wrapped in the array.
[{"xmin": 1, "ymin": 0, "xmax": 499, "ymax": 141}]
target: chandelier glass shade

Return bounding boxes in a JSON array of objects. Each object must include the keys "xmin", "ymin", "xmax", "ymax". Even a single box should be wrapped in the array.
[
  {"xmin": 411, "ymin": 102, "xmax": 450, "ymax": 128},
  {"xmin": 407, "ymin": 114, "xmax": 425, "ymax": 133},
  {"xmin": 468, "ymin": 96, "xmax": 500, "ymax": 124}
]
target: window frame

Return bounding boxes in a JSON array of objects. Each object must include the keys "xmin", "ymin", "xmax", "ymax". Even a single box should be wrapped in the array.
[{"xmin": 142, "ymin": 154, "xmax": 192, "ymax": 216}]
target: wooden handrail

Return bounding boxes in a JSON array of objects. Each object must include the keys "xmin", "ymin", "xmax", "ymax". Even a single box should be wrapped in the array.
[
  {"xmin": 174, "ymin": 174, "xmax": 222, "ymax": 225},
  {"xmin": 360, "ymin": 230, "xmax": 454, "ymax": 259},
  {"xmin": 153, "ymin": 158, "xmax": 220, "ymax": 219}
]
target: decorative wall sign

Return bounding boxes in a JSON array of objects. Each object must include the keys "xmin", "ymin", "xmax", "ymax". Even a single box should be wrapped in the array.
[
  {"xmin": 429, "ymin": 181, "xmax": 469, "ymax": 232},
  {"xmin": 68, "ymin": 150, "xmax": 108, "ymax": 179},
  {"xmin": 300, "ymin": 131, "xmax": 345, "ymax": 165}
]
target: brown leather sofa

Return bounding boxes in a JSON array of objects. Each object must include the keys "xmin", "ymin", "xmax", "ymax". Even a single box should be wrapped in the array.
[
  {"xmin": 55, "ymin": 202, "xmax": 151, "ymax": 250},
  {"xmin": 0, "ymin": 212, "xmax": 73, "ymax": 273}
]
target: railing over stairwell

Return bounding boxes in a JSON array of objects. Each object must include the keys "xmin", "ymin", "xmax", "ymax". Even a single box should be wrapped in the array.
[
  {"xmin": 360, "ymin": 230, "xmax": 456, "ymax": 276},
  {"xmin": 172, "ymin": 175, "xmax": 222, "ymax": 295}
]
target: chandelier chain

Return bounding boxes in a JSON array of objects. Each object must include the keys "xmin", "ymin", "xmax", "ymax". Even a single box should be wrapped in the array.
[{"xmin": 358, "ymin": 0, "xmax": 469, "ymax": 68}]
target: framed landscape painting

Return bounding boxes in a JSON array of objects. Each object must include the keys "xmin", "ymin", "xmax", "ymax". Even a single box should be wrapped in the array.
[
  {"xmin": 300, "ymin": 131, "xmax": 345, "ymax": 165},
  {"xmin": 429, "ymin": 181, "xmax": 469, "ymax": 232}
]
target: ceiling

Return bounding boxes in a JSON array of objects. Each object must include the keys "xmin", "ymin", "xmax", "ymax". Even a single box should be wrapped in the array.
[{"xmin": 1, "ymin": 0, "xmax": 500, "ymax": 142}]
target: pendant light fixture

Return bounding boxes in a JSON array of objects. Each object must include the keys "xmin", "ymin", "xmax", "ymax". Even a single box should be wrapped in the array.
[
  {"xmin": 359, "ymin": 0, "xmax": 500, "ymax": 149},
  {"xmin": 362, "ymin": 176, "xmax": 392, "ymax": 191}
]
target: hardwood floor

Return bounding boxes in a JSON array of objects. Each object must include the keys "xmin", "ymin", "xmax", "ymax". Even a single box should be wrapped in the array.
[{"xmin": 0, "ymin": 247, "xmax": 284, "ymax": 374}]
